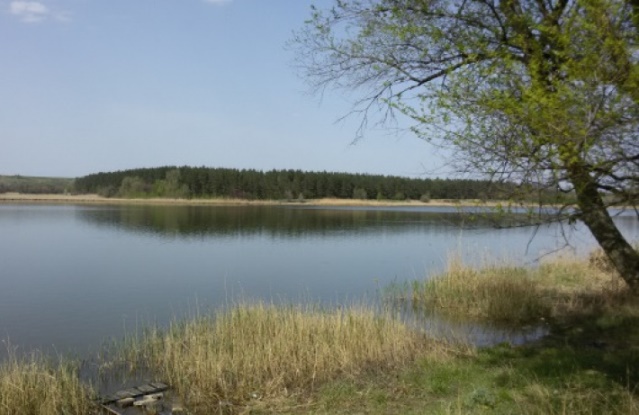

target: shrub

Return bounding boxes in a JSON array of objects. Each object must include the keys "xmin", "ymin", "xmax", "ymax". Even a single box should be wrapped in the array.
[{"xmin": 353, "ymin": 187, "xmax": 368, "ymax": 200}]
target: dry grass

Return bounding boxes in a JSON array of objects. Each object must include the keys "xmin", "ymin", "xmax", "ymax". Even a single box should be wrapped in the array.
[
  {"xmin": 0, "ymin": 352, "xmax": 95, "ymax": 415},
  {"xmin": 117, "ymin": 303, "xmax": 451, "ymax": 413},
  {"xmin": 0, "ymin": 192, "xmax": 521, "ymax": 208},
  {"xmin": 405, "ymin": 253, "xmax": 631, "ymax": 325},
  {"xmin": 409, "ymin": 257, "xmax": 545, "ymax": 324}
]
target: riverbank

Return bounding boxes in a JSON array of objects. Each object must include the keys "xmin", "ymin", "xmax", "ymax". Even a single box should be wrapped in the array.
[
  {"xmin": 0, "ymin": 192, "xmax": 528, "ymax": 207},
  {"xmin": 2, "ymin": 253, "xmax": 638, "ymax": 414}
]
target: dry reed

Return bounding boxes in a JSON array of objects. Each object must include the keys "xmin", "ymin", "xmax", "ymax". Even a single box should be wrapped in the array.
[
  {"xmin": 121, "ymin": 303, "xmax": 444, "ymax": 412},
  {"xmin": 0, "ymin": 351, "xmax": 94, "ymax": 415},
  {"xmin": 408, "ymin": 253, "xmax": 630, "ymax": 325}
]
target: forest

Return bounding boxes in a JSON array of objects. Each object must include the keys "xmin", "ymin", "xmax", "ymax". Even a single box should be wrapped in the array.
[
  {"xmin": 0, "ymin": 175, "xmax": 74, "ymax": 194},
  {"xmin": 73, "ymin": 166, "xmax": 558, "ymax": 202}
]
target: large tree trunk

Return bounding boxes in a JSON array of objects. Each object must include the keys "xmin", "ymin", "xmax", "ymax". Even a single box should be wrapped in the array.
[{"xmin": 567, "ymin": 163, "xmax": 639, "ymax": 292}]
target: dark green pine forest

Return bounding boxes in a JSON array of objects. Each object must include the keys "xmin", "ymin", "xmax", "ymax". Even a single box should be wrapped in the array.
[{"xmin": 73, "ymin": 166, "xmax": 563, "ymax": 202}]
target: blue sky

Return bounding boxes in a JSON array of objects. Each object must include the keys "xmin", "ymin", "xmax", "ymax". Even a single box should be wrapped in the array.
[{"xmin": 0, "ymin": 0, "xmax": 444, "ymax": 178}]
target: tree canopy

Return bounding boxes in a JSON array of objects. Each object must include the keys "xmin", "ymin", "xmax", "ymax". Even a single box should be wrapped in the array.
[
  {"xmin": 293, "ymin": 0, "xmax": 639, "ymax": 290},
  {"xmin": 74, "ymin": 166, "xmax": 527, "ymax": 202}
]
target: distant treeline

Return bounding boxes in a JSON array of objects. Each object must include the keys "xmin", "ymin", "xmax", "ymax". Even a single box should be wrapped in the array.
[
  {"xmin": 0, "ymin": 175, "xmax": 74, "ymax": 194},
  {"xmin": 74, "ymin": 166, "xmax": 535, "ymax": 201}
]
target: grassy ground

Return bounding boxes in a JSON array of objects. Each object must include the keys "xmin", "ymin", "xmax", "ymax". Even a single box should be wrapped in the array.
[
  {"xmin": 0, "ymin": 351, "xmax": 95, "ymax": 415},
  {"xmin": 290, "ymin": 336, "xmax": 639, "ymax": 415},
  {"xmin": 2, "ymin": 253, "xmax": 639, "ymax": 414}
]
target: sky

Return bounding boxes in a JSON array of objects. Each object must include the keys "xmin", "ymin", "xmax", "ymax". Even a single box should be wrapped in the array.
[{"xmin": 0, "ymin": 0, "xmax": 446, "ymax": 178}]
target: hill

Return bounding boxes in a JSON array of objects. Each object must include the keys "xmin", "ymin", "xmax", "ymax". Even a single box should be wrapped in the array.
[{"xmin": 0, "ymin": 175, "xmax": 74, "ymax": 194}]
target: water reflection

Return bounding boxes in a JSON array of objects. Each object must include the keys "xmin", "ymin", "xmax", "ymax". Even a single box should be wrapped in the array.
[
  {"xmin": 76, "ymin": 204, "xmax": 544, "ymax": 239},
  {"xmin": 390, "ymin": 302, "xmax": 549, "ymax": 347}
]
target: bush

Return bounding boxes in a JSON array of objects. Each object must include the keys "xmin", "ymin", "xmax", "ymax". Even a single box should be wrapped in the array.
[
  {"xmin": 353, "ymin": 187, "xmax": 368, "ymax": 200},
  {"xmin": 393, "ymin": 192, "xmax": 405, "ymax": 201},
  {"xmin": 420, "ymin": 193, "xmax": 431, "ymax": 203},
  {"xmin": 97, "ymin": 185, "xmax": 118, "ymax": 198}
]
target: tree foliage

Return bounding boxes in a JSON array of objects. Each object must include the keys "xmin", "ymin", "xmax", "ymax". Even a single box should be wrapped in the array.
[
  {"xmin": 73, "ymin": 166, "xmax": 538, "ymax": 201},
  {"xmin": 292, "ymin": 0, "xmax": 639, "ymax": 290},
  {"xmin": 0, "ymin": 175, "xmax": 73, "ymax": 194}
]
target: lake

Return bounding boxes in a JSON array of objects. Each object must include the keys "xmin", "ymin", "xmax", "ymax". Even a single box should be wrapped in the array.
[{"xmin": 1, "ymin": 203, "xmax": 638, "ymax": 359}]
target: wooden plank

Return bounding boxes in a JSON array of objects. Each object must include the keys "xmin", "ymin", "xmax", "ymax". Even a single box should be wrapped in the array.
[
  {"xmin": 114, "ymin": 390, "xmax": 134, "ymax": 399},
  {"xmin": 100, "ymin": 382, "xmax": 170, "ymax": 405},
  {"xmin": 115, "ymin": 397, "xmax": 135, "ymax": 408},
  {"xmin": 100, "ymin": 395, "xmax": 118, "ymax": 404},
  {"xmin": 136, "ymin": 383, "xmax": 157, "ymax": 394},
  {"xmin": 150, "ymin": 382, "xmax": 169, "ymax": 391},
  {"xmin": 124, "ymin": 388, "xmax": 141, "ymax": 397},
  {"xmin": 133, "ymin": 392, "xmax": 163, "ymax": 407}
]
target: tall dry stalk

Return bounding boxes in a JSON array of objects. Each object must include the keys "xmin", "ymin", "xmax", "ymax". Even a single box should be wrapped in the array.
[
  {"xmin": 124, "ymin": 304, "xmax": 443, "ymax": 412},
  {"xmin": 0, "ymin": 351, "xmax": 94, "ymax": 415}
]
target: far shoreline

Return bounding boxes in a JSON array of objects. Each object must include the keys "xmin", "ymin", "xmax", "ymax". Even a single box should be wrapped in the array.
[{"xmin": 0, "ymin": 192, "xmax": 511, "ymax": 208}]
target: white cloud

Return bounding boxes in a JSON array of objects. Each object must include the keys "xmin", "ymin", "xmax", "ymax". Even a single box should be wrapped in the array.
[
  {"xmin": 8, "ymin": 1, "xmax": 69, "ymax": 23},
  {"xmin": 9, "ymin": 1, "xmax": 48, "ymax": 22}
]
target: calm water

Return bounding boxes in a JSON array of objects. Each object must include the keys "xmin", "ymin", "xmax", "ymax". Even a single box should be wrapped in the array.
[{"xmin": 1, "ymin": 203, "xmax": 638, "ymax": 359}]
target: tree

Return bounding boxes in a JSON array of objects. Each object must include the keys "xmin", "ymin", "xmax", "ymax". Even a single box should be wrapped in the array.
[
  {"xmin": 293, "ymin": 0, "xmax": 639, "ymax": 290},
  {"xmin": 118, "ymin": 176, "xmax": 147, "ymax": 198},
  {"xmin": 154, "ymin": 169, "xmax": 190, "ymax": 199},
  {"xmin": 353, "ymin": 187, "xmax": 369, "ymax": 199}
]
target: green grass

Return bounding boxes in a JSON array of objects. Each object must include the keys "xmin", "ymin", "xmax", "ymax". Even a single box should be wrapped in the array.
[
  {"xmin": 270, "ymin": 299, "xmax": 639, "ymax": 414},
  {"xmin": 300, "ymin": 341, "xmax": 639, "ymax": 415}
]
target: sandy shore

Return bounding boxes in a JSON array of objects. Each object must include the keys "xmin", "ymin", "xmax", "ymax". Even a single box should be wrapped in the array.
[{"xmin": 0, "ymin": 193, "xmax": 504, "ymax": 207}]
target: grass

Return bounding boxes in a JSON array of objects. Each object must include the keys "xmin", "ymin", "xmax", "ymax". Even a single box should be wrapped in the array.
[
  {"xmin": 0, "ymin": 351, "xmax": 96, "ymax": 415},
  {"xmin": 113, "ymin": 303, "xmax": 453, "ymax": 413},
  {"xmin": 0, "ymin": 192, "xmax": 531, "ymax": 208},
  {"xmin": 394, "ymin": 253, "xmax": 630, "ymax": 326},
  {"xmin": 300, "ymin": 341, "xmax": 639, "ymax": 415}
]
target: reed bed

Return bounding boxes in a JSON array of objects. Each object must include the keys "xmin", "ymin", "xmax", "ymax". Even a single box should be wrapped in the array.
[
  {"xmin": 0, "ymin": 352, "xmax": 94, "ymax": 415},
  {"xmin": 404, "ymin": 253, "xmax": 630, "ymax": 325},
  {"xmin": 118, "ymin": 303, "xmax": 446, "ymax": 413}
]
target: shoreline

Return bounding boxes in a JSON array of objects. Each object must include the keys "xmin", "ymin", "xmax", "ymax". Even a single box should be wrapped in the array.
[
  {"xmin": 0, "ymin": 193, "xmax": 510, "ymax": 208},
  {"xmin": 3, "ymin": 254, "xmax": 636, "ymax": 414}
]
